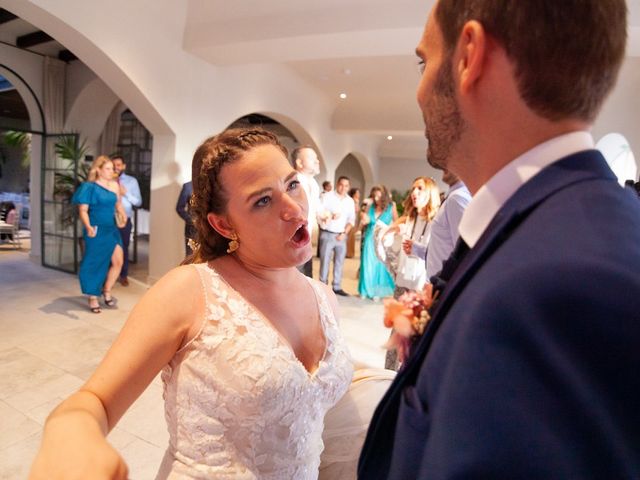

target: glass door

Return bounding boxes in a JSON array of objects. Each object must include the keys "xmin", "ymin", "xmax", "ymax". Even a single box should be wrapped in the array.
[{"xmin": 41, "ymin": 133, "xmax": 80, "ymax": 273}]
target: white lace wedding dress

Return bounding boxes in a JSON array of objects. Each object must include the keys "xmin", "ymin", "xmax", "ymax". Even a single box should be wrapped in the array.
[{"xmin": 155, "ymin": 263, "xmax": 354, "ymax": 479}]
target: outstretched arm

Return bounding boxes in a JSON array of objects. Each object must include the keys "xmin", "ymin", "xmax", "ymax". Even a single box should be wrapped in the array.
[{"xmin": 29, "ymin": 266, "xmax": 202, "ymax": 479}]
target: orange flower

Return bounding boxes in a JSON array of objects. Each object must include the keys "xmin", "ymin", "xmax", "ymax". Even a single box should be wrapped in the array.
[{"xmin": 382, "ymin": 284, "xmax": 439, "ymax": 363}]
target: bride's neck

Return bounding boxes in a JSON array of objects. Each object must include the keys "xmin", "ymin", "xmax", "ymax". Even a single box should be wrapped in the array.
[{"xmin": 220, "ymin": 253, "xmax": 297, "ymax": 288}]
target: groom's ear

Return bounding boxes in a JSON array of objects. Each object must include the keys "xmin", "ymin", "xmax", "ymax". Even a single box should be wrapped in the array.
[{"xmin": 207, "ymin": 213, "xmax": 234, "ymax": 239}]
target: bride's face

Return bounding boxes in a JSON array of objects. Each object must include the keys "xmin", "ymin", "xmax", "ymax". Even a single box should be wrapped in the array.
[{"xmin": 215, "ymin": 144, "xmax": 311, "ymax": 269}]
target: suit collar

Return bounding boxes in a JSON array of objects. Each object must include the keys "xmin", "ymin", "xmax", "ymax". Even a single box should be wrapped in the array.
[
  {"xmin": 359, "ymin": 150, "xmax": 616, "ymax": 475},
  {"xmin": 402, "ymin": 149, "xmax": 614, "ymax": 382},
  {"xmin": 460, "ymin": 131, "xmax": 595, "ymax": 248}
]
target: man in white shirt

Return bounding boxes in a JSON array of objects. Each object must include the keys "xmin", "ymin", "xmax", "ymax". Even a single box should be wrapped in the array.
[
  {"xmin": 425, "ymin": 169, "xmax": 470, "ymax": 279},
  {"xmin": 112, "ymin": 155, "xmax": 142, "ymax": 286},
  {"xmin": 291, "ymin": 146, "xmax": 321, "ymax": 277},
  {"xmin": 360, "ymin": 0, "xmax": 640, "ymax": 478},
  {"xmin": 318, "ymin": 176, "xmax": 355, "ymax": 295}
]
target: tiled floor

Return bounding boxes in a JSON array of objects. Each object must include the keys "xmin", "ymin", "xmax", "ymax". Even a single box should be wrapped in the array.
[{"xmin": 0, "ymin": 242, "xmax": 389, "ymax": 479}]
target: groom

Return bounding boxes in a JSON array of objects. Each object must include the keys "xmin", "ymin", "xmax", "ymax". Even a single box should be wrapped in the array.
[{"xmin": 359, "ymin": 0, "xmax": 640, "ymax": 478}]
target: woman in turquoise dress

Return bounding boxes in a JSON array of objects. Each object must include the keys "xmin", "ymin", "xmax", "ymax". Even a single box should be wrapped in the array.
[
  {"xmin": 72, "ymin": 155, "xmax": 124, "ymax": 313},
  {"xmin": 358, "ymin": 185, "xmax": 397, "ymax": 299}
]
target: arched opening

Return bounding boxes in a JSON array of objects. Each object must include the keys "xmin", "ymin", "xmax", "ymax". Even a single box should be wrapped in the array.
[
  {"xmin": 0, "ymin": 73, "xmax": 32, "ymax": 251},
  {"xmin": 227, "ymin": 112, "xmax": 328, "ymax": 179},
  {"xmin": 335, "ymin": 153, "xmax": 366, "ymax": 194},
  {"xmin": 0, "ymin": 6, "xmax": 176, "ymax": 281}
]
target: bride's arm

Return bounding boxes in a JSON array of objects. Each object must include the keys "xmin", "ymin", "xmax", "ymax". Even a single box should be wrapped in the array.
[{"xmin": 29, "ymin": 265, "xmax": 203, "ymax": 479}]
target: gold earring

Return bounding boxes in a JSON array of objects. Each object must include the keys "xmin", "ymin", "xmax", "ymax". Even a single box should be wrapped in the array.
[{"xmin": 226, "ymin": 233, "xmax": 239, "ymax": 254}]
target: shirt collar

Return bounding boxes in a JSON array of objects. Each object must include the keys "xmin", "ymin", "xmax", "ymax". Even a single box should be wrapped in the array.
[
  {"xmin": 447, "ymin": 180, "xmax": 465, "ymax": 197},
  {"xmin": 458, "ymin": 131, "xmax": 594, "ymax": 248}
]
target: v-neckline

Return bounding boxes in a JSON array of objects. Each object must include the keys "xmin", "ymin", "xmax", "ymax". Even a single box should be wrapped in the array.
[{"xmin": 206, "ymin": 263, "xmax": 329, "ymax": 377}]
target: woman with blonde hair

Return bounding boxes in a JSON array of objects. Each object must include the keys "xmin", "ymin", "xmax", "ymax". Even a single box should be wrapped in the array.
[
  {"xmin": 377, "ymin": 177, "xmax": 439, "ymax": 370},
  {"xmin": 71, "ymin": 155, "xmax": 125, "ymax": 313},
  {"xmin": 30, "ymin": 129, "xmax": 353, "ymax": 479}
]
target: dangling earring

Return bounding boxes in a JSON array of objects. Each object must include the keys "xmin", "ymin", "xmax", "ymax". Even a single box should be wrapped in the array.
[{"xmin": 226, "ymin": 233, "xmax": 239, "ymax": 254}]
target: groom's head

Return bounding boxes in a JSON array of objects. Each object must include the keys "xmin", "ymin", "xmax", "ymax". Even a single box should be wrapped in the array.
[
  {"xmin": 416, "ymin": 0, "xmax": 627, "ymax": 191},
  {"xmin": 431, "ymin": 0, "xmax": 627, "ymax": 124}
]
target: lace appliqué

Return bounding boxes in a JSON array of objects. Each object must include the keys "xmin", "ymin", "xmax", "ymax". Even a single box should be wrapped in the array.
[{"xmin": 159, "ymin": 263, "xmax": 353, "ymax": 479}]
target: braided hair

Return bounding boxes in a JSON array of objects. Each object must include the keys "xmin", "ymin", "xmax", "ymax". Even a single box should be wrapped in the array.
[{"xmin": 185, "ymin": 128, "xmax": 287, "ymax": 264}]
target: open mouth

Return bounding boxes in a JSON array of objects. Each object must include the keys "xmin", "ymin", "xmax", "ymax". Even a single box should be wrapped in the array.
[{"xmin": 290, "ymin": 224, "xmax": 310, "ymax": 247}]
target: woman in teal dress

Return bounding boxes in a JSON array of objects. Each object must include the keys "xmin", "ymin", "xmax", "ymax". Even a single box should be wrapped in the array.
[
  {"xmin": 72, "ymin": 155, "xmax": 124, "ymax": 313},
  {"xmin": 358, "ymin": 185, "xmax": 397, "ymax": 299}
]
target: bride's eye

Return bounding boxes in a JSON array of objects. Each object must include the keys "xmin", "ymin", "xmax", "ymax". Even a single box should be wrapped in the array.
[{"xmin": 255, "ymin": 196, "xmax": 271, "ymax": 207}]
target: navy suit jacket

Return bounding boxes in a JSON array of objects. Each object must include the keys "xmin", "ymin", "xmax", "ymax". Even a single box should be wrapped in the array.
[{"xmin": 358, "ymin": 150, "xmax": 640, "ymax": 479}]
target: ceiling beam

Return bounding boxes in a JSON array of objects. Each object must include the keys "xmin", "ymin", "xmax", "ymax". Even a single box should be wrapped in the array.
[
  {"xmin": 16, "ymin": 30, "xmax": 53, "ymax": 48},
  {"xmin": 58, "ymin": 50, "xmax": 77, "ymax": 62},
  {"xmin": 0, "ymin": 8, "xmax": 18, "ymax": 24}
]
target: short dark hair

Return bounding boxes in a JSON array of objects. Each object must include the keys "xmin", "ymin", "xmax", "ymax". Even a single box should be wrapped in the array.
[
  {"xmin": 435, "ymin": 0, "xmax": 627, "ymax": 122},
  {"xmin": 337, "ymin": 176, "xmax": 350, "ymax": 184}
]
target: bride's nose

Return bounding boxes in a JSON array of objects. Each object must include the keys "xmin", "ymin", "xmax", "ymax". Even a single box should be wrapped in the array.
[{"xmin": 280, "ymin": 193, "xmax": 304, "ymax": 221}]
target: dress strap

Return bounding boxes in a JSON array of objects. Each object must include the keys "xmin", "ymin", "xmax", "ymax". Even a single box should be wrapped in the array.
[{"xmin": 305, "ymin": 277, "xmax": 336, "ymax": 328}]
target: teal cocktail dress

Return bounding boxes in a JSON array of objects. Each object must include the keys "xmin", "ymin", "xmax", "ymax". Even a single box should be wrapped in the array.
[
  {"xmin": 72, "ymin": 182, "xmax": 123, "ymax": 296},
  {"xmin": 358, "ymin": 203, "xmax": 395, "ymax": 299}
]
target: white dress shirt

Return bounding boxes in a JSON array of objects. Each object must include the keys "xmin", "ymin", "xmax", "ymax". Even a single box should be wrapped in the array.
[
  {"xmin": 118, "ymin": 172, "xmax": 142, "ymax": 219},
  {"xmin": 298, "ymin": 173, "xmax": 321, "ymax": 234},
  {"xmin": 458, "ymin": 131, "xmax": 594, "ymax": 248},
  {"xmin": 319, "ymin": 191, "xmax": 355, "ymax": 234},
  {"xmin": 425, "ymin": 181, "xmax": 472, "ymax": 279}
]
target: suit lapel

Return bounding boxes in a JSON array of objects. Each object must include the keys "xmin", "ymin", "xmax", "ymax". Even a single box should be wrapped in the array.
[
  {"xmin": 403, "ymin": 150, "xmax": 615, "ymax": 379},
  {"xmin": 361, "ymin": 150, "xmax": 617, "ymax": 462}
]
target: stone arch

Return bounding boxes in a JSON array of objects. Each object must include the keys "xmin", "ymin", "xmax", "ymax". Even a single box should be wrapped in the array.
[
  {"xmin": 0, "ymin": 64, "xmax": 44, "ymax": 133},
  {"xmin": 226, "ymin": 111, "xmax": 328, "ymax": 180},
  {"xmin": 64, "ymin": 77, "xmax": 120, "ymax": 148},
  {"xmin": 1, "ymin": 3, "xmax": 178, "ymax": 281},
  {"xmin": 335, "ymin": 151, "xmax": 373, "ymax": 195}
]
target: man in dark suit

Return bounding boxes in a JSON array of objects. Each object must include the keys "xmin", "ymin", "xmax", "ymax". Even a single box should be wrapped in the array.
[
  {"xmin": 359, "ymin": 0, "xmax": 640, "ymax": 478},
  {"xmin": 176, "ymin": 181, "xmax": 196, "ymax": 257}
]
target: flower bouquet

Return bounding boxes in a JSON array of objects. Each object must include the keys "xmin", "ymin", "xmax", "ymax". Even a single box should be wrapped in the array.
[{"xmin": 383, "ymin": 284, "xmax": 438, "ymax": 363}]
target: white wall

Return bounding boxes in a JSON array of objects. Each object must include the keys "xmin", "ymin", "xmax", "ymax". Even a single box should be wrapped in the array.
[{"xmin": 593, "ymin": 56, "xmax": 640, "ymax": 175}]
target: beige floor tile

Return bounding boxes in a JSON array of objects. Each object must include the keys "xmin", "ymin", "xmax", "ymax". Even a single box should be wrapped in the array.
[
  {"xmin": 120, "ymin": 438, "xmax": 167, "ymax": 480},
  {"xmin": 0, "ymin": 432, "xmax": 41, "ymax": 480},
  {"xmin": 0, "ymin": 348, "xmax": 66, "ymax": 401},
  {"xmin": 0, "ymin": 400, "xmax": 42, "ymax": 451},
  {"xmin": 4, "ymin": 372, "xmax": 83, "ymax": 413}
]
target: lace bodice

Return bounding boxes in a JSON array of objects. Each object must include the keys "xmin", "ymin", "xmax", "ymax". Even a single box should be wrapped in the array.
[{"xmin": 157, "ymin": 263, "xmax": 354, "ymax": 479}]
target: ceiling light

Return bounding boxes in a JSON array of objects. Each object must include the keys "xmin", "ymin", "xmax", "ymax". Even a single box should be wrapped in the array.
[
  {"xmin": 387, "ymin": 135, "xmax": 393, "ymax": 140},
  {"xmin": 339, "ymin": 93, "xmax": 347, "ymax": 99},
  {"xmin": 342, "ymin": 68, "xmax": 352, "ymax": 76}
]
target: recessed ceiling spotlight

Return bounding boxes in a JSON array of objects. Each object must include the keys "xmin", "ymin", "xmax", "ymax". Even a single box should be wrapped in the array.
[
  {"xmin": 339, "ymin": 93, "xmax": 347, "ymax": 99},
  {"xmin": 387, "ymin": 135, "xmax": 393, "ymax": 140},
  {"xmin": 342, "ymin": 68, "xmax": 352, "ymax": 76}
]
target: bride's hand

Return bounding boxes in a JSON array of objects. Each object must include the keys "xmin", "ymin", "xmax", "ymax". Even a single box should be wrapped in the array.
[{"xmin": 29, "ymin": 411, "xmax": 129, "ymax": 480}]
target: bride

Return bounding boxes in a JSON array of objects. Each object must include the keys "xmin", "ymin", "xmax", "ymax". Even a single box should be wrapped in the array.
[{"xmin": 29, "ymin": 128, "xmax": 353, "ymax": 479}]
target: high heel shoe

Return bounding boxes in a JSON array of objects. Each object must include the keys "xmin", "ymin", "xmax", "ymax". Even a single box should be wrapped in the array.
[
  {"xmin": 103, "ymin": 291, "xmax": 115, "ymax": 307},
  {"xmin": 89, "ymin": 297, "xmax": 101, "ymax": 314}
]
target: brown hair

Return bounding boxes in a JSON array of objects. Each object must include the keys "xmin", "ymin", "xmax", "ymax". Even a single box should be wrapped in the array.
[
  {"xmin": 87, "ymin": 155, "xmax": 112, "ymax": 182},
  {"xmin": 402, "ymin": 177, "xmax": 440, "ymax": 222},
  {"xmin": 368, "ymin": 185, "xmax": 391, "ymax": 213},
  {"xmin": 435, "ymin": 0, "xmax": 627, "ymax": 122},
  {"xmin": 186, "ymin": 128, "xmax": 287, "ymax": 264}
]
